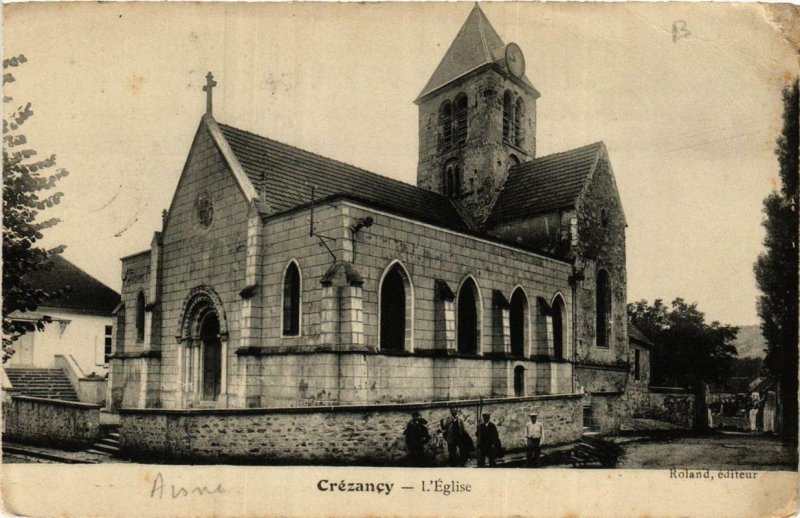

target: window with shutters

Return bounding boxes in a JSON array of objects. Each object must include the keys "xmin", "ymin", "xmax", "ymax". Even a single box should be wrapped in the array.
[{"xmin": 104, "ymin": 325, "xmax": 113, "ymax": 363}]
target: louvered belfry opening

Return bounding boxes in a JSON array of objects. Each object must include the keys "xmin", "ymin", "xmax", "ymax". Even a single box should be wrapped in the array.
[
  {"xmin": 440, "ymin": 101, "xmax": 453, "ymax": 152},
  {"xmin": 454, "ymin": 93, "xmax": 468, "ymax": 146},
  {"xmin": 503, "ymin": 90, "xmax": 513, "ymax": 143}
]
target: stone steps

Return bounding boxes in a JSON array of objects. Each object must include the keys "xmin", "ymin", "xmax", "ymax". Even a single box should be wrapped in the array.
[
  {"xmin": 5, "ymin": 367, "xmax": 79, "ymax": 401},
  {"xmin": 86, "ymin": 426, "xmax": 121, "ymax": 458}
]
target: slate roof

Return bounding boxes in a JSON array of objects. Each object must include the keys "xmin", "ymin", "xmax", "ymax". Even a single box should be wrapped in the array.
[
  {"xmin": 487, "ymin": 142, "xmax": 604, "ymax": 224},
  {"xmin": 628, "ymin": 323, "xmax": 654, "ymax": 348},
  {"xmin": 417, "ymin": 4, "xmax": 536, "ymax": 101},
  {"xmin": 23, "ymin": 255, "xmax": 120, "ymax": 315},
  {"xmin": 219, "ymin": 123, "xmax": 469, "ymax": 231}
]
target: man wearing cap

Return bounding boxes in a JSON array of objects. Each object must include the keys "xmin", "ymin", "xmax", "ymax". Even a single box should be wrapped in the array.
[
  {"xmin": 404, "ymin": 410, "xmax": 430, "ymax": 466},
  {"xmin": 525, "ymin": 412, "xmax": 544, "ymax": 467},
  {"xmin": 476, "ymin": 412, "xmax": 501, "ymax": 467},
  {"xmin": 440, "ymin": 406, "xmax": 468, "ymax": 466}
]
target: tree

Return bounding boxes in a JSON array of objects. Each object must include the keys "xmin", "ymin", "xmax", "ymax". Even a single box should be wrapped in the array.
[
  {"xmin": 754, "ymin": 79, "xmax": 799, "ymax": 437},
  {"xmin": 628, "ymin": 298, "xmax": 739, "ymax": 389},
  {"xmin": 2, "ymin": 55, "xmax": 69, "ymax": 363}
]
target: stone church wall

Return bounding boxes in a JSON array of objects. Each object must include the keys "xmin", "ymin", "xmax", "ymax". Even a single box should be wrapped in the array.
[
  {"xmin": 117, "ymin": 251, "xmax": 151, "ymax": 355},
  {"xmin": 112, "ymin": 132, "xmax": 580, "ymax": 409},
  {"xmin": 573, "ymin": 157, "xmax": 628, "ymax": 369},
  {"xmin": 118, "ymin": 393, "xmax": 582, "ymax": 465},
  {"xmin": 258, "ymin": 204, "xmax": 342, "ymax": 347},
  {"xmin": 155, "ymin": 123, "xmax": 254, "ymax": 408},
  {"xmin": 346, "ymin": 204, "xmax": 572, "ymax": 354},
  {"xmin": 230, "ymin": 201, "xmax": 576, "ymax": 407}
]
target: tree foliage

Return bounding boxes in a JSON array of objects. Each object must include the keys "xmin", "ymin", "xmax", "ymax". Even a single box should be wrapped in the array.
[
  {"xmin": 2, "ymin": 55, "xmax": 70, "ymax": 362},
  {"xmin": 753, "ymin": 79, "xmax": 799, "ymax": 436},
  {"xmin": 628, "ymin": 298, "xmax": 739, "ymax": 389},
  {"xmin": 728, "ymin": 357, "xmax": 763, "ymax": 381}
]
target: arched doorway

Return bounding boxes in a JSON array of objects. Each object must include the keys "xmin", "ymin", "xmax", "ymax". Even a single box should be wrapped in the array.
[
  {"xmin": 514, "ymin": 365, "xmax": 525, "ymax": 397},
  {"xmin": 457, "ymin": 277, "xmax": 480, "ymax": 354},
  {"xmin": 509, "ymin": 288, "xmax": 528, "ymax": 357},
  {"xmin": 380, "ymin": 263, "xmax": 411, "ymax": 351},
  {"xmin": 200, "ymin": 312, "xmax": 221, "ymax": 401},
  {"xmin": 179, "ymin": 286, "xmax": 228, "ymax": 406}
]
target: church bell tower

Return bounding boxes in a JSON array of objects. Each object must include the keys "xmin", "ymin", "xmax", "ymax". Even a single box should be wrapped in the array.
[{"xmin": 416, "ymin": 4, "xmax": 540, "ymax": 227}]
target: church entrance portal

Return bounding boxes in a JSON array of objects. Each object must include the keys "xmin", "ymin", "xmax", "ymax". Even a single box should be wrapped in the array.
[
  {"xmin": 179, "ymin": 286, "xmax": 228, "ymax": 408},
  {"xmin": 200, "ymin": 312, "xmax": 221, "ymax": 401}
]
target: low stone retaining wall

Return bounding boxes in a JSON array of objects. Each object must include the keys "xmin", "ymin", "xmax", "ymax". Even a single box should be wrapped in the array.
[
  {"xmin": 631, "ymin": 388, "xmax": 695, "ymax": 429},
  {"xmin": 3, "ymin": 395, "xmax": 102, "ymax": 449},
  {"xmin": 119, "ymin": 393, "xmax": 583, "ymax": 465}
]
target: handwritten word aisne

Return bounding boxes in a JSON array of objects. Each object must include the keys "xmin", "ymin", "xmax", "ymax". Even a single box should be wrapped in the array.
[{"xmin": 150, "ymin": 472, "xmax": 226, "ymax": 499}]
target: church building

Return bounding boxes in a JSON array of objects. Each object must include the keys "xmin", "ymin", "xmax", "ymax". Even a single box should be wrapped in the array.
[{"xmin": 109, "ymin": 5, "xmax": 634, "ymax": 429}]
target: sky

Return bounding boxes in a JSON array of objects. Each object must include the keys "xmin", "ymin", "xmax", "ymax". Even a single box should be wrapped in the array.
[{"xmin": 4, "ymin": 2, "xmax": 797, "ymax": 326}]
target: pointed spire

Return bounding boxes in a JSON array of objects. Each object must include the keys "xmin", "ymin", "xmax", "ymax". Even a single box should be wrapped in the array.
[
  {"xmin": 416, "ymin": 4, "xmax": 505, "ymax": 101},
  {"xmin": 416, "ymin": 4, "xmax": 537, "ymax": 103}
]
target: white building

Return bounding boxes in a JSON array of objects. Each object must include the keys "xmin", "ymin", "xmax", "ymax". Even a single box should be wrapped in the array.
[{"xmin": 7, "ymin": 255, "xmax": 119, "ymax": 377}]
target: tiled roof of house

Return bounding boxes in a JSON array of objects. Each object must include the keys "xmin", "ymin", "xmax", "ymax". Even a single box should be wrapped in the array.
[
  {"xmin": 628, "ymin": 323, "xmax": 654, "ymax": 347},
  {"xmin": 23, "ymin": 255, "xmax": 120, "ymax": 315},
  {"xmin": 218, "ymin": 123, "xmax": 469, "ymax": 231},
  {"xmin": 417, "ymin": 4, "xmax": 536, "ymax": 101},
  {"xmin": 487, "ymin": 142, "xmax": 604, "ymax": 224}
]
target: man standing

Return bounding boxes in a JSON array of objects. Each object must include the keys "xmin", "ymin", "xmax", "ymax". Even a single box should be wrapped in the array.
[
  {"xmin": 476, "ymin": 412, "xmax": 501, "ymax": 467},
  {"xmin": 404, "ymin": 410, "xmax": 430, "ymax": 466},
  {"xmin": 440, "ymin": 406, "xmax": 467, "ymax": 466},
  {"xmin": 525, "ymin": 412, "xmax": 544, "ymax": 467}
]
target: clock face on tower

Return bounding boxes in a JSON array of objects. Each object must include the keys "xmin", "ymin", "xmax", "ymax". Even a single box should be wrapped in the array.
[{"xmin": 505, "ymin": 43, "xmax": 525, "ymax": 78}]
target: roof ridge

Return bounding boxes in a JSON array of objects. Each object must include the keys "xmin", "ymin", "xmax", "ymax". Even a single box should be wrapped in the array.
[
  {"xmin": 531, "ymin": 141, "xmax": 604, "ymax": 162},
  {"xmin": 475, "ymin": 5, "xmax": 493, "ymax": 62},
  {"xmin": 48, "ymin": 255, "xmax": 119, "ymax": 295},
  {"xmin": 487, "ymin": 141, "xmax": 606, "ymax": 225},
  {"xmin": 218, "ymin": 121, "xmax": 449, "ymax": 198}
]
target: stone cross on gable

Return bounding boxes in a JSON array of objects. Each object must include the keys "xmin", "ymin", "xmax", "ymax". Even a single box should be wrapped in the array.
[{"xmin": 203, "ymin": 71, "xmax": 217, "ymax": 115}]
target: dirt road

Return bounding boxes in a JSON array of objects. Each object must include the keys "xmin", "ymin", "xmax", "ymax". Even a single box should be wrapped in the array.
[{"xmin": 618, "ymin": 432, "xmax": 796, "ymax": 471}]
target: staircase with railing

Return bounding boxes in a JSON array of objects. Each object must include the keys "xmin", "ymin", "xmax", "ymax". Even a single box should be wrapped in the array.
[{"xmin": 4, "ymin": 367, "xmax": 79, "ymax": 401}]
